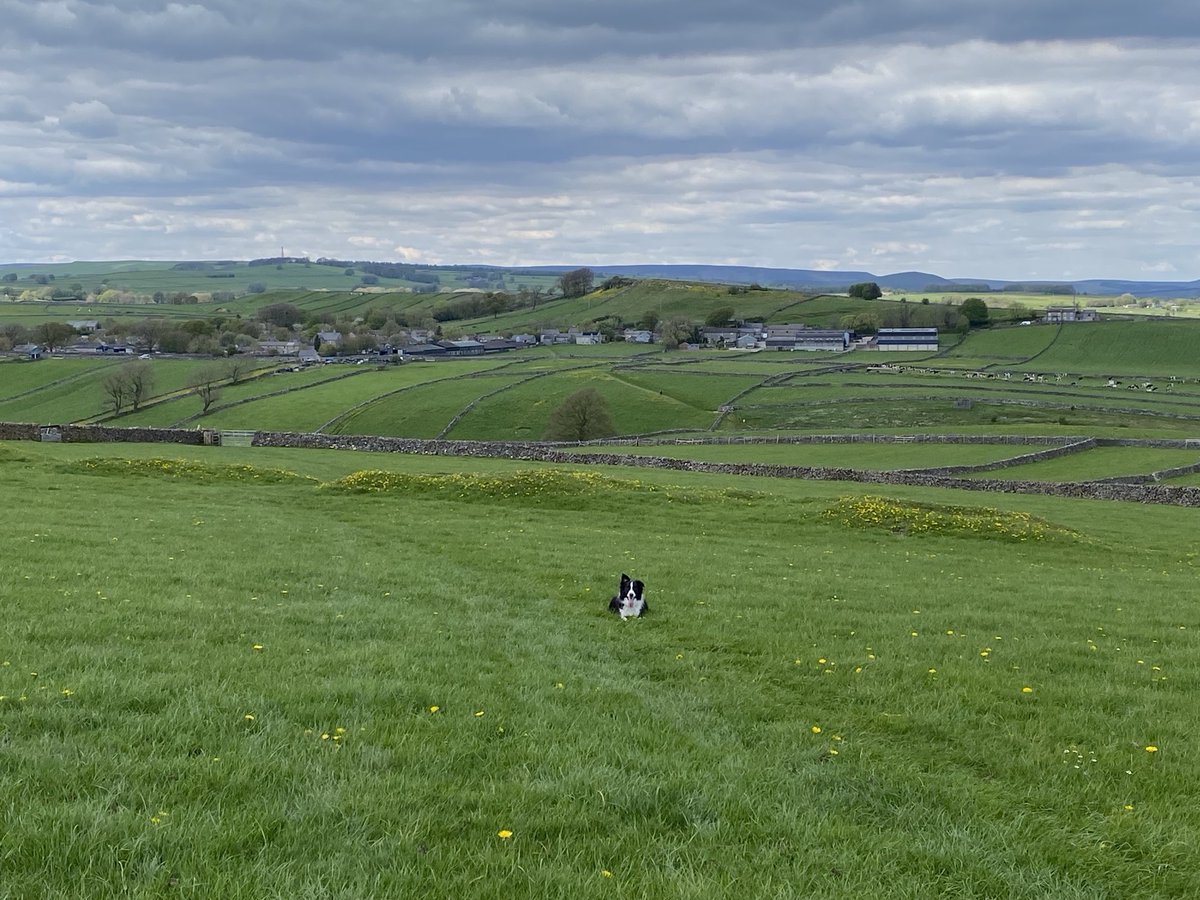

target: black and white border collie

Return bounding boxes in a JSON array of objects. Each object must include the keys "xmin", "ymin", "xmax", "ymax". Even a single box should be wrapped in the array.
[{"xmin": 609, "ymin": 574, "xmax": 647, "ymax": 620}]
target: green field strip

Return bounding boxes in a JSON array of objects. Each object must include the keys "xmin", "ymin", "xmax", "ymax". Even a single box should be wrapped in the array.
[
  {"xmin": 736, "ymin": 374, "xmax": 1200, "ymax": 416},
  {"xmin": 113, "ymin": 366, "xmax": 362, "ymax": 428},
  {"xmin": 958, "ymin": 446, "xmax": 1200, "ymax": 482},
  {"xmin": 0, "ymin": 357, "xmax": 242, "ymax": 424},
  {"xmin": 608, "ymin": 370, "xmax": 762, "ymax": 412},
  {"xmin": 1004, "ymin": 320, "xmax": 1200, "ymax": 377},
  {"xmin": 446, "ymin": 369, "xmax": 717, "ymax": 440},
  {"xmin": 187, "ymin": 367, "xmax": 446, "ymax": 433},
  {"xmin": 938, "ymin": 323, "xmax": 1062, "ymax": 364},
  {"xmin": 0, "ymin": 357, "xmax": 123, "ymax": 401},
  {"xmin": 332, "ymin": 372, "xmax": 529, "ymax": 438},
  {"xmin": 320, "ymin": 359, "xmax": 523, "ymax": 435},
  {"xmin": 566, "ymin": 441, "xmax": 1033, "ymax": 469},
  {"xmin": 717, "ymin": 397, "xmax": 1200, "ymax": 434}
]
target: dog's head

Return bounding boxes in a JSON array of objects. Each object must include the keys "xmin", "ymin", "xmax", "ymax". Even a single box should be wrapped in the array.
[
  {"xmin": 619, "ymin": 573, "xmax": 644, "ymax": 604},
  {"xmin": 612, "ymin": 573, "xmax": 646, "ymax": 619}
]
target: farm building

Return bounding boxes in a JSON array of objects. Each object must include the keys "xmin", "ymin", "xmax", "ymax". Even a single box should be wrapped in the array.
[
  {"xmin": 439, "ymin": 339, "xmax": 485, "ymax": 356},
  {"xmin": 874, "ymin": 328, "xmax": 939, "ymax": 351},
  {"xmin": 1044, "ymin": 306, "xmax": 1098, "ymax": 323},
  {"xmin": 13, "ymin": 343, "xmax": 44, "ymax": 360},
  {"xmin": 765, "ymin": 329, "xmax": 850, "ymax": 351}
]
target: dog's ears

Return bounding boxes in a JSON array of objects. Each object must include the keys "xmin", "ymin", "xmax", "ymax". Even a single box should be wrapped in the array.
[{"xmin": 620, "ymin": 573, "xmax": 630, "ymax": 583}]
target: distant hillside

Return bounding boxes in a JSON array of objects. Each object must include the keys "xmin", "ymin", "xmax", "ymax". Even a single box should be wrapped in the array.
[
  {"xmin": 516, "ymin": 265, "xmax": 1200, "ymax": 297},
  {"xmin": 4, "ymin": 259, "xmax": 1200, "ymax": 298}
]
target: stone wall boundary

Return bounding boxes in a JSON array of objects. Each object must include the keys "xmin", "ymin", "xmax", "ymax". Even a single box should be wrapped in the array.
[
  {"xmin": 249, "ymin": 430, "xmax": 1200, "ymax": 507},
  {"xmin": 898, "ymin": 438, "xmax": 1097, "ymax": 476},
  {"xmin": 8, "ymin": 421, "xmax": 1200, "ymax": 506}
]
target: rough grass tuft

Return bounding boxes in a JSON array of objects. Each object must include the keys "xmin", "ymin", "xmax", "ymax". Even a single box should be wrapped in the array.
[
  {"xmin": 321, "ymin": 467, "xmax": 763, "ymax": 507},
  {"xmin": 823, "ymin": 494, "xmax": 1073, "ymax": 542},
  {"xmin": 62, "ymin": 456, "xmax": 316, "ymax": 485}
]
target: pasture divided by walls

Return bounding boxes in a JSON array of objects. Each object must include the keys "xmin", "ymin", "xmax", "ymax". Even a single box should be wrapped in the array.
[{"xmin": 5, "ymin": 422, "xmax": 1200, "ymax": 507}]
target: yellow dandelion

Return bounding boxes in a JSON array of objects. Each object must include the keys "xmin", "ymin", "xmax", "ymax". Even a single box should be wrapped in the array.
[
  {"xmin": 474, "ymin": 710, "xmax": 485, "ymax": 717},
  {"xmin": 601, "ymin": 870, "xmax": 613, "ymax": 878},
  {"xmin": 61, "ymin": 688, "xmax": 74, "ymax": 697},
  {"xmin": 1124, "ymin": 804, "xmax": 1134, "ymax": 811},
  {"xmin": 829, "ymin": 748, "xmax": 839, "ymax": 756},
  {"xmin": 243, "ymin": 713, "xmax": 255, "ymax": 721},
  {"xmin": 252, "ymin": 644, "xmax": 263, "ymax": 651},
  {"xmin": 429, "ymin": 705, "xmax": 440, "ymax": 713},
  {"xmin": 497, "ymin": 829, "xmax": 513, "ymax": 840},
  {"xmin": 1145, "ymin": 745, "xmax": 1158, "ymax": 753},
  {"xmin": 811, "ymin": 725, "xmax": 822, "ymax": 734},
  {"xmin": 1021, "ymin": 687, "xmax": 1033, "ymax": 694},
  {"xmin": 321, "ymin": 733, "xmax": 330, "ymax": 740}
]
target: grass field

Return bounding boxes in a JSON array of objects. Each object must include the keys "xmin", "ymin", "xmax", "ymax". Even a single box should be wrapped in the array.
[
  {"xmin": 2, "ymin": 440, "xmax": 1197, "ymax": 897},
  {"xmin": 569, "ymin": 441, "xmax": 1040, "ymax": 470}
]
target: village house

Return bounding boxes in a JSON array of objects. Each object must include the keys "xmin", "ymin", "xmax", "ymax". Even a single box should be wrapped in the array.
[
  {"xmin": 257, "ymin": 340, "xmax": 302, "ymax": 356},
  {"xmin": 315, "ymin": 330, "xmax": 343, "ymax": 346},
  {"xmin": 1044, "ymin": 306, "xmax": 1098, "ymax": 323}
]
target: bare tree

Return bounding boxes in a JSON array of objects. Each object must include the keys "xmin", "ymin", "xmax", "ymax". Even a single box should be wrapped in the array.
[
  {"xmin": 225, "ymin": 357, "xmax": 252, "ymax": 385},
  {"xmin": 188, "ymin": 365, "xmax": 225, "ymax": 414},
  {"xmin": 124, "ymin": 362, "xmax": 154, "ymax": 411},
  {"xmin": 101, "ymin": 370, "xmax": 129, "ymax": 416}
]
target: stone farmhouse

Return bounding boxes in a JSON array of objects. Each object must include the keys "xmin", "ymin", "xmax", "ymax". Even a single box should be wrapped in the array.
[{"xmin": 1044, "ymin": 306, "xmax": 1098, "ymax": 323}]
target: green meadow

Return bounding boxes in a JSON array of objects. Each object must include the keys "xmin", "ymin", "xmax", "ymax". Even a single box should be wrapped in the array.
[
  {"xmin": 7, "ymin": 316, "xmax": 1200, "ymax": 449},
  {"xmin": 6, "ymin": 294, "xmax": 1200, "ymax": 896},
  {"xmin": 2, "ymin": 440, "xmax": 1197, "ymax": 898}
]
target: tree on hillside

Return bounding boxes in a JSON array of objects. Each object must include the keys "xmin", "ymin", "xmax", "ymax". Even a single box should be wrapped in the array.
[
  {"xmin": 960, "ymin": 297, "xmax": 990, "ymax": 327},
  {"xmin": 125, "ymin": 362, "xmax": 154, "ymax": 411},
  {"xmin": 129, "ymin": 318, "xmax": 170, "ymax": 353},
  {"xmin": 189, "ymin": 364, "xmax": 225, "ymax": 414},
  {"xmin": 225, "ymin": 357, "xmax": 252, "ymax": 385},
  {"xmin": 660, "ymin": 317, "xmax": 696, "ymax": 350},
  {"xmin": 32, "ymin": 322, "xmax": 76, "ymax": 351},
  {"xmin": 256, "ymin": 302, "xmax": 304, "ymax": 327},
  {"xmin": 704, "ymin": 306, "xmax": 736, "ymax": 327},
  {"xmin": 101, "ymin": 370, "xmax": 129, "ymax": 416},
  {"xmin": 638, "ymin": 310, "xmax": 661, "ymax": 331},
  {"xmin": 558, "ymin": 267, "xmax": 594, "ymax": 298},
  {"xmin": 542, "ymin": 388, "xmax": 617, "ymax": 442},
  {"xmin": 848, "ymin": 282, "xmax": 883, "ymax": 300},
  {"xmin": 841, "ymin": 312, "xmax": 881, "ymax": 335}
]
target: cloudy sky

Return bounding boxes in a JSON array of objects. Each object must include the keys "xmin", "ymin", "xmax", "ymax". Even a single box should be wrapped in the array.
[{"xmin": 2, "ymin": 1, "xmax": 1198, "ymax": 280}]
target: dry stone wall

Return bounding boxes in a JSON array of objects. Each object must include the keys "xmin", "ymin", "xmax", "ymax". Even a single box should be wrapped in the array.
[{"xmin": 6, "ymin": 422, "xmax": 1200, "ymax": 507}]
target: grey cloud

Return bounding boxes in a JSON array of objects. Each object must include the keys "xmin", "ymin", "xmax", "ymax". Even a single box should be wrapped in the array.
[
  {"xmin": 3, "ymin": 1, "xmax": 1198, "ymax": 66},
  {"xmin": 1, "ymin": 1, "xmax": 1199, "ymax": 277}
]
